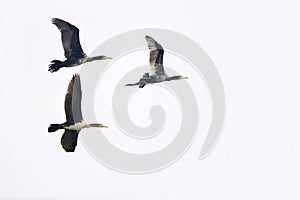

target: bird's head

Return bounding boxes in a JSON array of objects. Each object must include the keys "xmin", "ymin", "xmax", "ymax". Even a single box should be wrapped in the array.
[
  {"xmin": 101, "ymin": 55, "xmax": 112, "ymax": 60},
  {"xmin": 99, "ymin": 124, "xmax": 109, "ymax": 128},
  {"xmin": 179, "ymin": 76, "xmax": 188, "ymax": 80},
  {"xmin": 167, "ymin": 76, "xmax": 188, "ymax": 81},
  {"xmin": 89, "ymin": 123, "xmax": 108, "ymax": 128}
]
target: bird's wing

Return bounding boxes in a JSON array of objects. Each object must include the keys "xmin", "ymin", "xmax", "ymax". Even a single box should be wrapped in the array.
[
  {"xmin": 52, "ymin": 18, "xmax": 85, "ymax": 59},
  {"xmin": 64, "ymin": 74, "xmax": 83, "ymax": 124},
  {"xmin": 61, "ymin": 130, "xmax": 79, "ymax": 152},
  {"xmin": 145, "ymin": 36, "xmax": 165, "ymax": 75}
]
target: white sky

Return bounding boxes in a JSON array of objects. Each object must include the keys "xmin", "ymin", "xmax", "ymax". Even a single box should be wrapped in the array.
[{"xmin": 1, "ymin": 0, "xmax": 300, "ymax": 199}]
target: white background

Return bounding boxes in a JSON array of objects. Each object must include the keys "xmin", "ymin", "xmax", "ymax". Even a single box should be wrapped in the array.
[{"xmin": 1, "ymin": 0, "xmax": 300, "ymax": 199}]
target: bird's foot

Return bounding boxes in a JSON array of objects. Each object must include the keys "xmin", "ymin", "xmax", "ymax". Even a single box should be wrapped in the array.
[{"xmin": 48, "ymin": 60, "xmax": 62, "ymax": 73}]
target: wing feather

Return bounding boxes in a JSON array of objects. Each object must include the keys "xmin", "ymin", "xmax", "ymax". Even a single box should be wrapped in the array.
[
  {"xmin": 145, "ymin": 36, "xmax": 165, "ymax": 75},
  {"xmin": 61, "ymin": 130, "xmax": 79, "ymax": 152},
  {"xmin": 52, "ymin": 18, "xmax": 85, "ymax": 59},
  {"xmin": 64, "ymin": 74, "xmax": 83, "ymax": 124}
]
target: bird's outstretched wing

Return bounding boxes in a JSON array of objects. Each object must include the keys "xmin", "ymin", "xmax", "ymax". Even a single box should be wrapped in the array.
[
  {"xmin": 61, "ymin": 130, "xmax": 79, "ymax": 152},
  {"xmin": 52, "ymin": 18, "xmax": 85, "ymax": 59},
  {"xmin": 145, "ymin": 35, "xmax": 165, "ymax": 75},
  {"xmin": 64, "ymin": 74, "xmax": 83, "ymax": 124}
]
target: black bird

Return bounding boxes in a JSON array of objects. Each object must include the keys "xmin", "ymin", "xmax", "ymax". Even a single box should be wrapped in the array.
[
  {"xmin": 49, "ymin": 18, "xmax": 111, "ymax": 73},
  {"xmin": 125, "ymin": 35, "xmax": 187, "ymax": 88},
  {"xmin": 48, "ymin": 74, "xmax": 108, "ymax": 152}
]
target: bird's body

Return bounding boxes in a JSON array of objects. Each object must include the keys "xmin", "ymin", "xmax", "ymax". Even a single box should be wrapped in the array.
[
  {"xmin": 125, "ymin": 36, "xmax": 187, "ymax": 88},
  {"xmin": 49, "ymin": 18, "xmax": 111, "ymax": 73},
  {"xmin": 48, "ymin": 74, "xmax": 108, "ymax": 152},
  {"xmin": 63, "ymin": 121, "xmax": 89, "ymax": 131}
]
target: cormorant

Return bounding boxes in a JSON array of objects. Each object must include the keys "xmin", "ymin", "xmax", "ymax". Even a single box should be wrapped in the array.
[
  {"xmin": 49, "ymin": 18, "xmax": 111, "ymax": 73},
  {"xmin": 125, "ymin": 35, "xmax": 187, "ymax": 88},
  {"xmin": 48, "ymin": 74, "xmax": 108, "ymax": 152}
]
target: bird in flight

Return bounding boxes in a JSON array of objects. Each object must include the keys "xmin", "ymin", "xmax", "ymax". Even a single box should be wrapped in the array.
[
  {"xmin": 48, "ymin": 74, "xmax": 108, "ymax": 152},
  {"xmin": 125, "ymin": 35, "xmax": 187, "ymax": 88},
  {"xmin": 49, "ymin": 18, "xmax": 111, "ymax": 73}
]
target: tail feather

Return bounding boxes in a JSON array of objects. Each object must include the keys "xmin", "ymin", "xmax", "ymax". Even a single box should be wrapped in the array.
[
  {"xmin": 48, "ymin": 60, "xmax": 64, "ymax": 73},
  {"xmin": 48, "ymin": 124, "xmax": 63, "ymax": 132}
]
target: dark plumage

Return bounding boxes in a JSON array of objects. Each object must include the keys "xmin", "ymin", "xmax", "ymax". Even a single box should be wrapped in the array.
[
  {"xmin": 125, "ymin": 36, "xmax": 187, "ymax": 88},
  {"xmin": 48, "ymin": 74, "xmax": 108, "ymax": 152},
  {"xmin": 49, "ymin": 18, "xmax": 111, "ymax": 73}
]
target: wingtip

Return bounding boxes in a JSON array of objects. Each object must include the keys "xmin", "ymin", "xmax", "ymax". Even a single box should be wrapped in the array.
[
  {"xmin": 68, "ymin": 73, "xmax": 80, "ymax": 84},
  {"xmin": 73, "ymin": 73, "xmax": 80, "ymax": 79},
  {"xmin": 145, "ymin": 35, "xmax": 153, "ymax": 40},
  {"xmin": 51, "ymin": 18, "xmax": 64, "ymax": 24},
  {"xmin": 64, "ymin": 149, "xmax": 76, "ymax": 153}
]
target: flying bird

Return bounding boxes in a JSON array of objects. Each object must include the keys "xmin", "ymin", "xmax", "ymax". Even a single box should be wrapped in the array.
[
  {"xmin": 48, "ymin": 74, "xmax": 108, "ymax": 152},
  {"xmin": 125, "ymin": 35, "xmax": 187, "ymax": 88},
  {"xmin": 49, "ymin": 18, "xmax": 111, "ymax": 73}
]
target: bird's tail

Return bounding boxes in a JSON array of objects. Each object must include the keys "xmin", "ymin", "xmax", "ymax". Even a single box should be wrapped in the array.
[
  {"xmin": 48, "ymin": 124, "xmax": 63, "ymax": 132},
  {"xmin": 48, "ymin": 60, "xmax": 64, "ymax": 73}
]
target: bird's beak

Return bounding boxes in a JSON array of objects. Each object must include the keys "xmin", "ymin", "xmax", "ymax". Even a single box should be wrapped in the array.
[
  {"xmin": 103, "ymin": 56, "xmax": 112, "ymax": 60},
  {"xmin": 99, "ymin": 124, "xmax": 108, "ymax": 128},
  {"xmin": 180, "ymin": 76, "xmax": 188, "ymax": 80}
]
